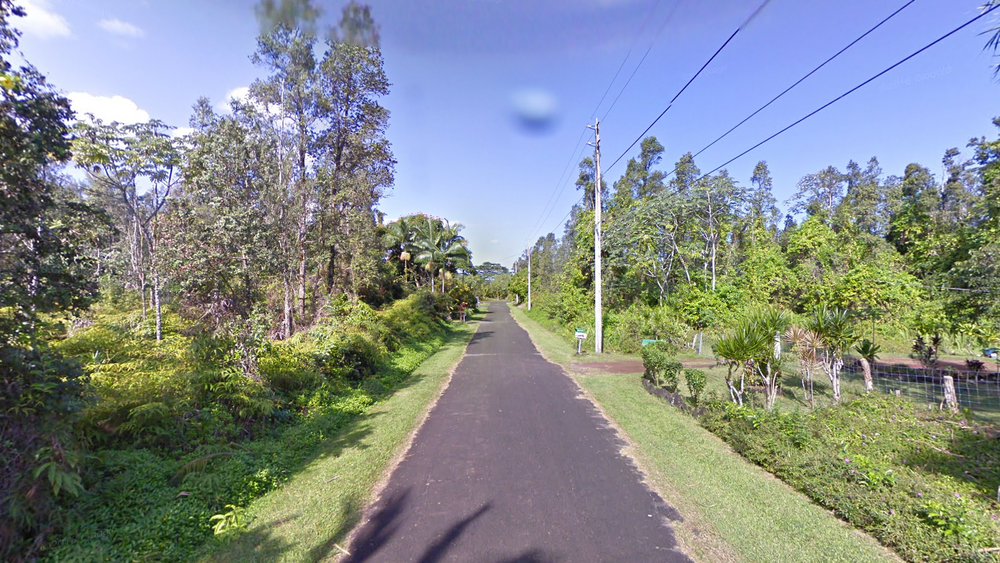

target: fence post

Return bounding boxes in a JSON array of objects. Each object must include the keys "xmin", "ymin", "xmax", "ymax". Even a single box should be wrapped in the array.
[{"xmin": 942, "ymin": 375, "xmax": 959, "ymax": 413}]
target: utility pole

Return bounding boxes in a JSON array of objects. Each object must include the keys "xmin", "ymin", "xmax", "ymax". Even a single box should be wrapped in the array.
[
  {"xmin": 527, "ymin": 246, "xmax": 532, "ymax": 311},
  {"xmin": 589, "ymin": 119, "xmax": 603, "ymax": 354}
]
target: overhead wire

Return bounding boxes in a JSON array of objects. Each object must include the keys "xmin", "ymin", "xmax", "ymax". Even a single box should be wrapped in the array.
[
  {"xmin": 686, "ymin": 0, "xmax": 918, "ymax": 165},
  {"xmin": 518, "ymin": 0, "xmax": 670, "ymax": 253},
  {"xmin": 696, "ymin": 2, "xmax": 1000, "ymax": 181},
  {"xmin": 605, "ymin": 0, "xmax": 775, "ymax": 174},
  {"xmin": 601, "ymin": 0, "xmax": 688, "ymax": 123}
]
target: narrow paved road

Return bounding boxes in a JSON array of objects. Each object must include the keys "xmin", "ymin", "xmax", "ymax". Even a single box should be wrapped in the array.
[{"xmin": 345, "ymin": 303, "xmax": 690, "ymax": 563}]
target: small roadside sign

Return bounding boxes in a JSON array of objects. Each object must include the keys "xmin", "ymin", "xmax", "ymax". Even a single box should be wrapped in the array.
[{"xmin": 574, "ymin": 329, "xmax": 587, "ymax": 340}]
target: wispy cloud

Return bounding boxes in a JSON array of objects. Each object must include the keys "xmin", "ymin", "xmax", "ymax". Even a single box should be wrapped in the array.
[
  {"xmin": 170, "ymin": 127, "xmax": 194, "ymax": 138},
  {"xmin": 67, "ymin": 92, "xmax": 150, "ymax": 124},
  {"xmin": 218, "ymin": 86, "xmax": 250, "ymax": 111},
  {"xmin": 98, "ymin": 18, "xmax": 145, "ymax": 39},
  {"xmin": 18, "ymin": 0, "xmax": 71, "ymax": 39}
]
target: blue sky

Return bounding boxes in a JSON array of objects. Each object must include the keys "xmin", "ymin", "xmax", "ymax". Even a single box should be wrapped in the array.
[{"xmin": 12, "ymin": 0, "xmax": 1000, "ymax": 268}]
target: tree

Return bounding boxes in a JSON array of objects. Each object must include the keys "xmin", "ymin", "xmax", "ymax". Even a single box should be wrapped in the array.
[
  {"xmin": 745, "ymin": 160, "xmax": 780, "ymax": 240},
  {"xmin": 73, "ymin": 119, "xmax": 181, "ymax": 341},
  {"xmin": 0, "ymin": 2, "xmax": 93, "ymax": 556},
  {"xmin": 788, "ymin": 165, "xmax": 843, "ymax": 222},
  {"xmin": 713, "ymin": 308, "xmax": 789, "ymax": 410},
  {"xmin": 170, "ymin": 97, "xmax": 281, "ymax": 354},
  {"xmin": 612, "ymin": 136, "xmax": 666, "ymax": 202},
  {"xmin": 785, "ymin": 325, "xmax": 821, "ymax": 407},
  {"xmin": 413, "ymin": 217, "xmax": 471, "ymax": 293}
]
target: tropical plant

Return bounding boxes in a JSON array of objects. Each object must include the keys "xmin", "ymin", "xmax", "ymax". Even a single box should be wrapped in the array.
[
  {"xmin": 807, "ymin": 306, "xmax": 856, "ymax": 404},
  {"xmin": 714, "ymin": 307, "xmax": 789, "ymax": 410},
  {"xmin": 854, "ymin": 338, "xmax": 881, "ymax": 393},
  {"xmin": 785, "ymin": 325, "xmax": 821, "ymax": 407},
  {"xmin": 412, "ymin": 217, "xmax": 471, "ymax": 293},
  {"xmin": 911, "ymin": 333, "xmax": 941, "ymax": 369}
]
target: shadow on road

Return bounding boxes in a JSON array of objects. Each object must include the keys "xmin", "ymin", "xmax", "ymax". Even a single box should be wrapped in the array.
[
  {"xmin": 416, "ymin": 502, "xmax": 492, "ymax": 563},
  {"xmin": 344, "ymin": 489, "xmax": 412, "ymax": 563}
]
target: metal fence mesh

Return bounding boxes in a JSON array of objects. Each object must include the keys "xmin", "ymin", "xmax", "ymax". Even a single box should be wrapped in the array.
[{"xmin": 859, "ymin": 360, "xmax": 1000, "ymax": 417}]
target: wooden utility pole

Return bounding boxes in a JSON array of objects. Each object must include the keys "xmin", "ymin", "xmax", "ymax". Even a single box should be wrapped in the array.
[{"xmin": 589, "ymin": 120, "xmax": 603, "ymax": 354}]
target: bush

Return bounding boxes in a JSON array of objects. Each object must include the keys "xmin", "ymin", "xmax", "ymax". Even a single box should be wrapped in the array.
[
  {"xmin": 606, "ymin": 303, "xmax": 685, "ymax": 354},
  {"xmin": 0, "ymin": 345, "xmax": 86, "ymax": 561},
  {"xmin": 698, "ymin": 395, "xmax": 1000, "ymax": 561},
  {"xmin": 641, "ymin": 341, "xmax": 682, "ymax": 391},
  {"xmin": 684, "ymin": 368, "xmax": 707, "ymax": 404}
]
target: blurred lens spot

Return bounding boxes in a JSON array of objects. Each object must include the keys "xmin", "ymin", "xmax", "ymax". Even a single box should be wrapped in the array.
[{"xmin": 511, "ymin": 88, "xmax": 558, "ymax": 134}]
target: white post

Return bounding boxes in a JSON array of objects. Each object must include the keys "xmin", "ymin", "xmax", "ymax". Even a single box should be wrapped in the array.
[
  {"xmin": 593, "ymin": 120, "xmax": 603, "ymax": 354},
  {"xmin": 527, "ymin": 246, "xmax": 532, "ymax": 311}
]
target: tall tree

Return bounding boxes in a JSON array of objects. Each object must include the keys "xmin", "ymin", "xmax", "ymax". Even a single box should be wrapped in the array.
[
  {"xmin": 73, "ymin": 119, "xmax": 180, "ymax": 341},
  {"xmin": 0, "ymin": 2, "xmax": 94, "ymax": 556}
]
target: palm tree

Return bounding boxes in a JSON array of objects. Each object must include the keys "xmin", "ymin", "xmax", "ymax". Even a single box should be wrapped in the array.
[
  {"xmin": 413, "ymin": 217, "xmax": 471, "ymax": 293},
  {"xmin": 383, "ymin": 216, "xmax": 415, "ymax": 286}
]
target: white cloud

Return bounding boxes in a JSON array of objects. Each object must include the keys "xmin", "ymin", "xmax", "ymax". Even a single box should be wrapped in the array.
[
  {"xmin": 98, "ymin": 18, "xmax": 144, "ymax": 38},
  {"xmin": 170, "ymin": 127, "xmax": 194, "ymax": 138},
  {"xmin": 490, "ymin": 239, "xmax": 499, "ymax": 244},
  {"xmin": 67, "ymin": 92, "xmax": 150, "ymax": 124},
  {"xmin": 18, "ymin": 0, "xmax": 71, "ymax": 39},
  {"xmin": 218, "ymin": 86, "xmax": 250, "ymax": 110}
]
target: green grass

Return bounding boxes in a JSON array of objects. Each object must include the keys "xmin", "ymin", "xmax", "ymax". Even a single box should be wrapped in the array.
[
  {"xmin": 508, "ymin": 302, "xmax": 899, "ymax": 563},
  {"xmin": 197, "ymin": 319, "xmax": 479, "ymax": 563}
]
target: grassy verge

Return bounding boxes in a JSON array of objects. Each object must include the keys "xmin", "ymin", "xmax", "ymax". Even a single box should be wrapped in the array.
[
  {"xmin": 508, "ymin": 303, "xmax": 899, "ymax": 563},
  {"xmin": 197, "ymin": 317, "xmax": 479, "ymax": 562}
]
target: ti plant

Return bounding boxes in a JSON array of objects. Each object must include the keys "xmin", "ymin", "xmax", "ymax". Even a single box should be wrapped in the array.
[{"xmin": 855, "ymin": 338, "xmax": 881, "ymax": 393}]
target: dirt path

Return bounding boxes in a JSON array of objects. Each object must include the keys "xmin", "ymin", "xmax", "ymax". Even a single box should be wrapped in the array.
[
  {"xmin": 344, "ymin": 303, "xmax": 690, "ymax": 563},
  {"xmin": 570, "ymin": 358, "xmax": 716, "ymax": 375}
]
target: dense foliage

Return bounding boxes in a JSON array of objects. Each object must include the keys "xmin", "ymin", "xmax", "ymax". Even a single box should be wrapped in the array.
[
  {"xmin": 513, "ymin": 123, "xmax": 1000, "ymax": 359},
  {"xmin": 701, "ymin": 395, "xmax": 1000, "ymax": 562},
  {"xmin": 41, "ymin": 292, "xmax": 455, "ymax": 561},
  {"xmin": 0, "ymin": 1, "xmax": 483, "ymax": 559}
]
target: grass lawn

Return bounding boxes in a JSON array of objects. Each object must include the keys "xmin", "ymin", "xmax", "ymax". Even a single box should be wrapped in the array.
[
  {"xmin": 508, "ymin": 302, "xmax": 900, "ymax": 563},
  {"xmin": 198, "ymin": 317, "xmax": 479, "ymax": 563}
]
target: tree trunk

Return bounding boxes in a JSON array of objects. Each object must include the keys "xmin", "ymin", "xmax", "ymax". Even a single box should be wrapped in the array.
[
  {"xmin": 152, "ymin": 262, "xmax": 162, "ymax": 342},
  {"xmin": 859, "ymin": 357, "xmax": 873, "ymax": 393},
  {"xmin": 282, "ymin": 272, "xmax": 292, "ymax": 340},
  {"xmin": 298, "ymin": 245, "xmax": 307, "ymax": 317}
]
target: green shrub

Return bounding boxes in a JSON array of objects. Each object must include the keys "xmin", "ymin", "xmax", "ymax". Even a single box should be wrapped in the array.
[
  {"xmin": 641, "ymin": 341, "xmax": 681, "ymax": 391},
  {"xmin": 607, "ymin": 303, "xmax": 685, "ymax": 354},
  {"xmin": 697, "ymin": 394, "xmax": 1000, "ymax": 561},
  {"xmin": 0, "ymin": 345, "xmax": 87, "ymax": 561},
  {"xmin": 448, "ymin": 282, "xmax": 477, "ymax": 314},
  {"xmin": 683, "ymin": 368, "xmax": 707, "ymax": 404}
]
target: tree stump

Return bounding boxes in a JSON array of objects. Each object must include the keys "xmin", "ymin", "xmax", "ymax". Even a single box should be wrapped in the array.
[{"xmin": 942, "ymin": 375, "xmax": 959, "ymax": 413}]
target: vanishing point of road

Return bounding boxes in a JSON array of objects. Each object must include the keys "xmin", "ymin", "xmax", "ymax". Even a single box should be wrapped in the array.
[{"xmin": 345, "ymin": 303, "xmax": 691, "ymax": 563}]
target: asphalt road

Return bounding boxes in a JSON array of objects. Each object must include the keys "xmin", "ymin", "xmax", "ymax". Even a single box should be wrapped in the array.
[{"xmin": 345, "ymin": 303, "xmax": 691, "ymax": 563}]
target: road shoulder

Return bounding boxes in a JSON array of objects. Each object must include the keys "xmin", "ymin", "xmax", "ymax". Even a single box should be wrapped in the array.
[{"xmin": 507, "ymin": 302, "xmax": 901, "ymax": 563}]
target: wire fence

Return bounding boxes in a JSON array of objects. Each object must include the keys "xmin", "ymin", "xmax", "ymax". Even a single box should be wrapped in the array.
[{"xmin": 849, "ymin": 358, "xmax": 1000, "ymax": 419}]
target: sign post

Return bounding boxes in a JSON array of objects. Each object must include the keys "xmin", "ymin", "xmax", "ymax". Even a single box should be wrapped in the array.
[{"xmin": 574, "ymin": 329, "xmax": 587, "ymax": 355}]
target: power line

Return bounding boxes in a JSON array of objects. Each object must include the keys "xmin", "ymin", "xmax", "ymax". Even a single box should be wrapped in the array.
[
  {"xmin": 601, "ymin": 0, "xmax": 688, "ymax": 123},
  {"xmin": 698, "ymin": 3, "xmax": 1000, "ymax": 180},
  {"xmin": 520, "ymin": 0, "xmax": 671, "ymax": 248},
  {"xmin": 605, "ymin": 0, "xmax": 774, "ymax": 174},
  {"xmin": 522, "ymin": 125, "xmax": 590, "ymax": 243},
  {"xmin": 688, "ymin": 0, "xmax": 917, "ymax": 164}
]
